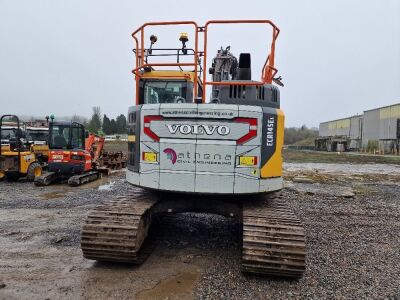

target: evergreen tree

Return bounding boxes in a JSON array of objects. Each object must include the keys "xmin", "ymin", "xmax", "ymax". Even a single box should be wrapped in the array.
[
  {"xmin": 116, "ymin": 114, "xmax": 127, "ymax": 134},
  {"xmin": 87, "ymin": 106, "xmax": 102, "ymax": 133},
  {"xmin": 110, "ymin": 119, "xmax": 117, "ymax": 134},
  {"xmin": 102, "ymin": 114, "xmax": 112, "ymax": 134}
]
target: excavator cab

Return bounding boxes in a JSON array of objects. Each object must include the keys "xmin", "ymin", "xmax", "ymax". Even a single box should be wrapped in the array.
[
  {"xmin": 49, "ymin": 121, "xmax": 85, "ymax": 150},
  {"xmin": 46, "ymin": 121, "xmax": 88, "ymax": 176},
  {"xmin": 139, "ymin": 77, "xmax": 193, "ymax": 104}
]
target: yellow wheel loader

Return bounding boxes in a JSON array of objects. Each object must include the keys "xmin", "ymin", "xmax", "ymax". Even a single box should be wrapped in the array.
[{"xmin": 0, "ymin": 115, "xmax": 43, "ymax": 181}]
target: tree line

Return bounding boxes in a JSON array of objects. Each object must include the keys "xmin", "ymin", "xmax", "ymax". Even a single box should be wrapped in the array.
[
  {"xmin": 85, "ymin": 106, "xmax": 127, "ymax": 135},
  {"xmin": 284, "ymin": 125, "xmax": 318, "ymax": 145}
]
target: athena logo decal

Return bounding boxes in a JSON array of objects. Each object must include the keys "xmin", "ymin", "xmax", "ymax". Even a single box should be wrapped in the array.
[{"xmin": 163, "ymin": 148, "xmax": 177, "ymax": 164}]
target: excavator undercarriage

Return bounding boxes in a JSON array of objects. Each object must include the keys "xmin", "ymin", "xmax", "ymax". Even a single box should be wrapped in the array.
[{"xmin": 82, "ymin": 192, "xmax": 306, "ymax": 278}]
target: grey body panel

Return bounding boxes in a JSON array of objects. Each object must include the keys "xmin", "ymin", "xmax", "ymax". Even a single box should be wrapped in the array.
[
  {"xmin": 127, "ymin": 105, "xmax": 141, "ymax": 172},
  {"xmin": 216, "ymin": 83, "xmax": 280, "ymax": 109}
]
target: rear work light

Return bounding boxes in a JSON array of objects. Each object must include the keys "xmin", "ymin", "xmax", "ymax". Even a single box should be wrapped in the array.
[
  {"xmin": 239, "ymin": 156, "xmax": 258, "ymax": 166},
  {"xmin": 142, "ymin": 152, "xmax": 158, "ymax": 162}
]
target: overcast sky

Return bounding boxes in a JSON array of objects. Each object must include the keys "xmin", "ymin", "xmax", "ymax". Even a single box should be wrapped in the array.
[{"xmin": 1, "ymin": 0, "xmax": 399, "ymax": 127}]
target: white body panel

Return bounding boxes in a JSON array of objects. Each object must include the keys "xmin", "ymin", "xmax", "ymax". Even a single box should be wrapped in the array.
[{"xmin": 127, "ymin": 104, "xmax": 282, "ymax": 194}]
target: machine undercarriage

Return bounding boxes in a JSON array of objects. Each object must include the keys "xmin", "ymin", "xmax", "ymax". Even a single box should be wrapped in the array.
[{"xmin": 82, "ymin": 192, "xmax": 305, "ymax": 278}]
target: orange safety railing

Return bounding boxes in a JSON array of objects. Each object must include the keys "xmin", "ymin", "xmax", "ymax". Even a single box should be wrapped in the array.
[
  {"xmin": 131, "ymin": 20, "xmax": 280, "ymax": 104},
  {"xmin": 132, "ymin": 21, "xmax": 199, "ymax": 105}
]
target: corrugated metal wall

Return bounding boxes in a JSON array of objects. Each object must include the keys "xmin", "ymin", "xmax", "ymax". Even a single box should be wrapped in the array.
[
  {"xmin": 319, "ymin": 122, "xmax": 330, "ymax": 137},
  {"xmin": 362, "ymin": 109, "xmax": 380, "ymax": 147},
  {"xmin": 379, "ymin": 104, "xmax": 400, "ymax": 139},
  {"xmin": 362, "ymin": 104, "xmax": 400, "ymax": 147},
  {"xmin": 319, "ymin": 116, "xmax": 362, "ymax": 139},
  {"xmin": 349, "ymin": 116, "xmax": 362, "ymax": 139},
  {"xmin": 319, "ymin": 103, "xmax": 400, "ymax": 152},
  {"xmin": 319, "ymin": 118, "xmax": 351, "ymax": 137}
]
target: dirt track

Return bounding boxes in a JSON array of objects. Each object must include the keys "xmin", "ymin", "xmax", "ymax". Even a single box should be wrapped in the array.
[{"xmin": 0, "ymin": 160, "xmax": 399, "ymax": 299}]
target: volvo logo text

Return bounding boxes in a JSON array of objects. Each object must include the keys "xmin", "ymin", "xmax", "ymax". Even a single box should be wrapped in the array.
[{"xmin": 166, "ymin": 124, "xmax": 230, "ymax": 136}]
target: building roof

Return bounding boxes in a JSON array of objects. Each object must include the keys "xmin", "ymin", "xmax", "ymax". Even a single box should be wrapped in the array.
[
  {"xmin": 319, "ymin": 114, "xmax": 363, "ymax": 125},
  {"xmin": 319, "ymin": 102, "xmax": 400, "ymax": 125},
  {"xmin": 363, "ymin": 102, "xmax": 400, "ymax": 113}
]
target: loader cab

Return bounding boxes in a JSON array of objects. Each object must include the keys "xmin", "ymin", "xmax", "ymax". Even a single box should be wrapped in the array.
[
  {"xmin": 26, "ymin": 127, "xmax": 49, "ymax": 145},
  {"xmin": 49, "ymin": 122, "xmax": 85, "ymax": 150},
  {"xmin": 0, "ymin": 124, "xmax": 24, "ymax": 151},
  {"xmin": 0, "ymin": 126, "xmax": 17, "ymax": 146}
]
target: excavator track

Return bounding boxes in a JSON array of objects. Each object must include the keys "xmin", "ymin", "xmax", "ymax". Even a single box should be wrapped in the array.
[
  {"xmin": 34, "ymin": 172, "xmax": 58, "ymax": 186},
  {"xmin": 242, "ymin": 194, "xmax": 306, "ymax": 278},
  {"xmin": 68, "ymin": 171, "xmax": 101, "ymax": 186},
  {"xmin": 81, "ymin": 194, "xmax": 157, "ymax": 263}
]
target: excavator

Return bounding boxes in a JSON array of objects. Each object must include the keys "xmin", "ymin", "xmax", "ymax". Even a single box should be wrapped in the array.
[
  {"xmin": 34, "ymin": 121, "xmax": 106, "ymax": 186},
  {"xmin": 81, "ymin": 20, "xmax": 306, "ymax": 278}
]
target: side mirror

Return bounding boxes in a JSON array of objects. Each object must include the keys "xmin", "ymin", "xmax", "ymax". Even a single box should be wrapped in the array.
[{"xmin": 85, "ymin": 131, "xmax": 89, "ymax": 138}]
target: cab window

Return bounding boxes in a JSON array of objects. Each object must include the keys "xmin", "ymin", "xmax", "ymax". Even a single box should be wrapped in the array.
[
  {"xmin": 71, "ymin": 125, "xmax": 84, "ymax": 149},
  {"xmin": 50, "ymin": 125, "xmax": 70, "ymax": 149},
  {"xmin": 142, "ymin": 80, "xmax": 188, "ymax": 104}
]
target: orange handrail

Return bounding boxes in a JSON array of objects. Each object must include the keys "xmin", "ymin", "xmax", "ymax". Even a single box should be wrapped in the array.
[
  {"xmin": 131, "ymin": 63, "xmax": 197, "ymax": 76},
  {"xmin": 131, "ymin": 20, "xmax": 280, "ymax": 104},
  {"xmin": 132, "ymin": 21, "xmax": 199, "ymax": 104},
  {"xmin": 202, "ymin": 20, "xmax": 280, "ymax": 102}
]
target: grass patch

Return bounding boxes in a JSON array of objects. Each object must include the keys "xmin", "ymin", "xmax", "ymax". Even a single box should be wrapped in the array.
[
  {"xmin": 283, "ymin": 149, "xmax": 400, "ymax": 165},
  {"xmin": 104, "ymin": 140, "xmax": 127, "ymax": 152}
]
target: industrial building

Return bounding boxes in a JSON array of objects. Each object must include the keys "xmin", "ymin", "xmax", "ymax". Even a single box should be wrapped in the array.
[{"xmin": 316, "ymin": 102, "xmax": 400, "ymax": 154}]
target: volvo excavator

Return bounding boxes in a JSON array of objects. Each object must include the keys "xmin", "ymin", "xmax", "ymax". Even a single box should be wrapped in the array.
[{"xmin": 81, "ymin": 20, "xmax": 306, "ymax": 278}]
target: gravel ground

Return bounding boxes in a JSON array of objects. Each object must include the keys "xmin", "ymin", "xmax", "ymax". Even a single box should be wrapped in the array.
[
  {"xmin": 194, "ymin": 184, "xmax": 400, "ymax": 300},
  {"xmin": 0, "ymin": 166, "xmax": 399, "ymax": 300}
]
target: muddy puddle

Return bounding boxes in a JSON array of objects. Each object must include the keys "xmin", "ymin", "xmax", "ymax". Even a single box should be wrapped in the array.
[
  {"xmin": 98, "ymin": 181, "xmax": 116, "ymax": 191},
  {"xmin": 37, "ymin": 174, "xmax": 119, "ymax": 199},
  {"xmin": 40, "ymin": 191, "xmax": 70, "ymax": 200},
  {"xmin": 136, "ymin": 269, "xmax": 199, "ymax": 300},
  {"xmin": 78, "ymin": 170, "xmax": 124, "ymax": 190}
]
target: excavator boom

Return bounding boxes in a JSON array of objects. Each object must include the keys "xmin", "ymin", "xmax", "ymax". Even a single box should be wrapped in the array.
[{"xmin": 85, "ymin": 133, "xmax": 105, "ymax": 163}]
